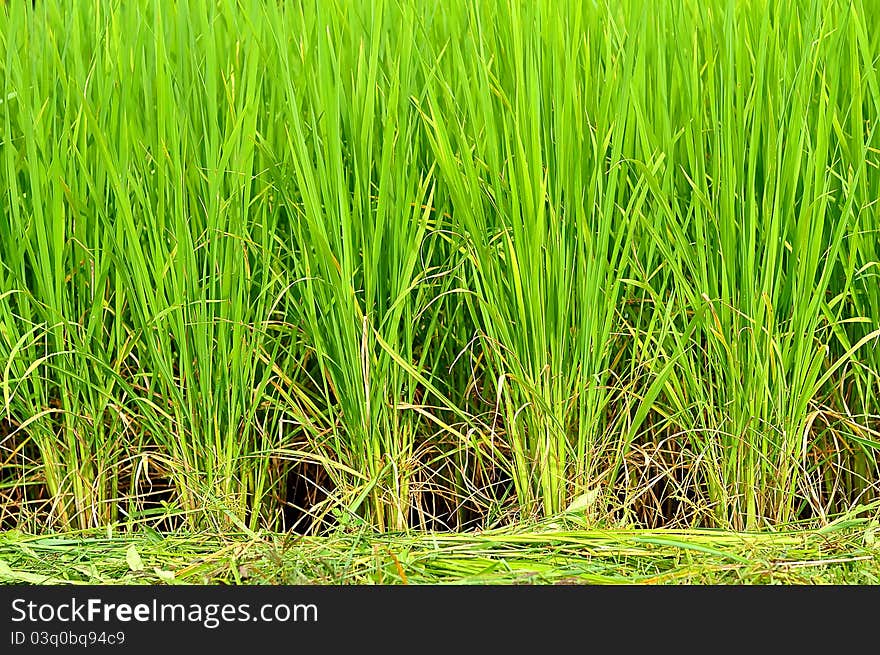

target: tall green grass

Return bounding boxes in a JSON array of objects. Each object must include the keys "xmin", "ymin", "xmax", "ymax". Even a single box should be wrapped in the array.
[{"xmin": 1, "ymin": 0, "xmax": 878, "ymax": 533}]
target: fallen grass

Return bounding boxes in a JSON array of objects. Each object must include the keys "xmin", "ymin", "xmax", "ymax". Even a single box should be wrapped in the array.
[{"xmin": 2, "ymin": 520, "xmax": 878, "ymax": 585}]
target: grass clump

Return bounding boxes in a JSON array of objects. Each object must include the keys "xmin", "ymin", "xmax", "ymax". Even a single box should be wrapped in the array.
[{"xmin": 0, "ymin": 0, "xmax": 878, "ymax": 539}]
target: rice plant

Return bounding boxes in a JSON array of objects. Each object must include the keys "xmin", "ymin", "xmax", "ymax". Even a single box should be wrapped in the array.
[{"xmin": 0, "ymin": 0, "xmax": 877, "ymax": 535}]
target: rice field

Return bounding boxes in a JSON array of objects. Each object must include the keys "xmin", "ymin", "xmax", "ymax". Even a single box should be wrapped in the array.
[{"xmin": 1, "ymin": 0, "xmax": 879, "ymax": 582}]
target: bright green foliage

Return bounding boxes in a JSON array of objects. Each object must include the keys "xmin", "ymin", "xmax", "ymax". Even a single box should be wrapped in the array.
[{"xmin": 0, "ymin": 0, "xmax": 878, "ymax": 533}]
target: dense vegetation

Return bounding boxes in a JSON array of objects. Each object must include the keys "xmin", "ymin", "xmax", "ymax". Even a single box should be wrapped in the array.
[{"xmin": 1, "ymin": 0, "xmax": 878, "ymax": 537}]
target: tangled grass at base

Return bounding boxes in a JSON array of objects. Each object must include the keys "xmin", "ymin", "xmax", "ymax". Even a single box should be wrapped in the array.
[
  {"xmin": 1, "ymin": 0, "xmax": 879, "ymax": 535},
  {"xmin": 2, "ymin": 519, "xmax": 879, "ymax": 584}
]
